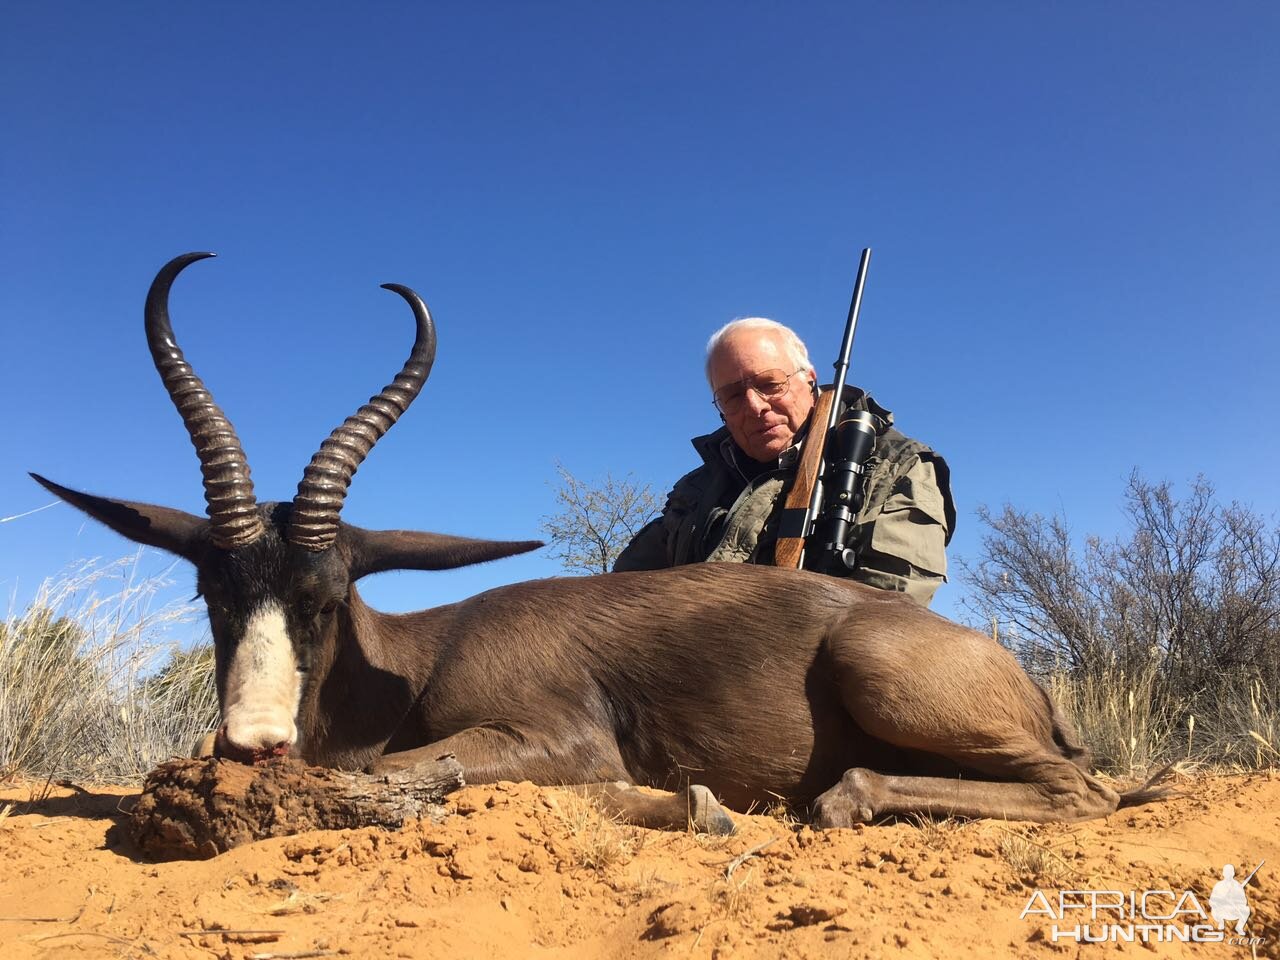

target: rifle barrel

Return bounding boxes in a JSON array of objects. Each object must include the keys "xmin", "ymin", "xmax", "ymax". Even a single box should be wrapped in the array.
[
  {"xmin": 830, "ymin": 248, "xmax": 872, "ymax": 412},
  {"xmin": 804, "ymin": 247, "xmax": 873, "ymax": 527}
]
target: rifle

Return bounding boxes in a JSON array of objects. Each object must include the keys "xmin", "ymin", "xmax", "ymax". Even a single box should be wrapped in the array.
[{"xmin": 774, "ymin": 248, "xmax": 877, "ymax": 574}]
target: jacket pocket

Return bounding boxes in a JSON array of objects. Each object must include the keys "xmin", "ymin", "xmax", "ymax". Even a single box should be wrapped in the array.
[{"xmin": 867, "ymin": 460, "xmax": 949, "ymax": 578}]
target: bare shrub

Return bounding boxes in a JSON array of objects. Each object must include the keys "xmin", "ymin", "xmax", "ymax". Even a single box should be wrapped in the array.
[
  {"xmin": 964, "ymin": 473, "xmax": 1280, "ymax": 771},
  {"xmin": 540, "ymin": 463, "xmax": 659, "ymax": 575},
  {"xmin": 0, "ymin": 557, "xmax": 217, "ymax": 783}
]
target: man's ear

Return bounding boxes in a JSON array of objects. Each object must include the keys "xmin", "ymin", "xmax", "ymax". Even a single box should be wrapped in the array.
[
  {"xmin": 30, "ymin": 473, "xmax": 207, "ymax": 563},
  {"xmin": 346, "ymin": 525, "xmax": 542, "ymax": 579}
]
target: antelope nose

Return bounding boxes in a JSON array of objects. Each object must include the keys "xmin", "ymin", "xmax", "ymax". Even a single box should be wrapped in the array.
[{"xmin": 216, "ymin": 717, "xmax": 296, "ymax": 764}]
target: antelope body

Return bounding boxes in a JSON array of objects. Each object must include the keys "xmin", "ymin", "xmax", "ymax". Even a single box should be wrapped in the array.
[{"xmin": 36, "ymin": 254, "xmax": 1164, "ymax": 832}]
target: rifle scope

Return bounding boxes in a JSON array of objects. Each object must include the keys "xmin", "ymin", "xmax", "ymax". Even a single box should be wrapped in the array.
[{"xmin": 809, "ymin": 409, "xmax": 877, "ymax": 574}]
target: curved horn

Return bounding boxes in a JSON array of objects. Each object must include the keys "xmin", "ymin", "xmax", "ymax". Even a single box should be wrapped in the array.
[
  {"xmin": 145, "ymin": 252, "xmax": 265, "ymax": 550},
  {"xmin": 288, "ymin": 283, "xmax": 437, "ymax": 552}
]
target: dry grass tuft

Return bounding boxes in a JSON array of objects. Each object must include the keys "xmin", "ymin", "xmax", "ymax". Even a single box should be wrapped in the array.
[
  {"xmin": 760, "ymin": 797, "xmax": 800, "ymax": 830},
  {"xmin": 550, "ymin": 791, "xmax": 648, "ymax": 870},
  {"xmin": 996, "ymin": 827, "xmax": 1075, "ymax": 886},
  {"xmin": 623, "ymin": 867, "xmax": 677, "ymax": 905},
  {"xmin": 910, "ymin": 814, "xmax": 972, "ymax": 849},
  {"xmin": 708, "ymin": 867, "xmax": 757, "ymax": 923},
  {"xmin": 1209, "ymin": 679, "xmax": 1280, "ymax": 769},
  {"xmin": 263, "ymin": 890, "xmax": 342, "ymax": 916},
  {"xmin": 691, "ymin": 829, "xmax": 737, "ymax": 853},
  {"xmin": 1048, "ymin": 656, "xmax": 1176, "ymax": 778},
  {"xmin": 0, "ymin": 556, "xmax": 215, "ymax": 783},
  {"xmin": 1049, "ymin": 658, "xmax": 1279, "ymax": 776}
]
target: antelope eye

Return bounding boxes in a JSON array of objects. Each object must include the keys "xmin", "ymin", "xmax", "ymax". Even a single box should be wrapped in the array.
[
  {"xmin": 299, "ymin": 595, "xmax": 339, "ymax": 618},
  {"xmin": 198, "ymin": 588, "xmax": 225, "ymax": 610}
]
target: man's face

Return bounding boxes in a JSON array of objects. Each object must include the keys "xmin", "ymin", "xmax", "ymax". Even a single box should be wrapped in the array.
[{"xmin": 708, "ymin": 329, "xmax": 817, "ymax": 463}]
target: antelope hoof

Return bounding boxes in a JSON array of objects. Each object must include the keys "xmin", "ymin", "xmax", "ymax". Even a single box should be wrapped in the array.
[
  {"xmin": 688, "ymin": 784, "xmax": 736, "ymax": 835},
  {"xmin": 812, "ymin": 768, "xmax": 882, "ymax": 829}
]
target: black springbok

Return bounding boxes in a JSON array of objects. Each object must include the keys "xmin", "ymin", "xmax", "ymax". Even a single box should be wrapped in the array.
[{"xmin": 34, "ymin": 253, "xmax": 1165, "ymax": 833}]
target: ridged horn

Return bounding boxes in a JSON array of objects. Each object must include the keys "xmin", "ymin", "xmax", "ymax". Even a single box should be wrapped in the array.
[
  {"xmin": 288, "ymin": 283, "xmax": 437, "ymax": 552},
  {"xmin": 145, "ymin": 252, "xmax": 265, "ymax": 550}
]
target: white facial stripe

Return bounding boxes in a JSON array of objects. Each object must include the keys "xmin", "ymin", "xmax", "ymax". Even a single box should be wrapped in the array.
[{"xmin": 221, "ymin": 602, "xmax": 301, "ymax": 752}]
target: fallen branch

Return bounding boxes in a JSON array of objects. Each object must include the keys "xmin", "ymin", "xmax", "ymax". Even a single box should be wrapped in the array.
[
  {"xmin": 0, "ymin": 915, "xmax": 78, "ymax": 923},
  {"xmin": 129, "ymin": 755, "xmax": 463, "ymax": 860},
  {"xmin": 33, "ymin": 932, "xmax": 139, "ymax": 948},
  {"xmin": 0, "ymin": 899, "xmax": 86, "ymax": 924},
  {"xmin": 177, "ymin": 929, "xmax": 286, "ymax": 938},
  {"xmin": 708, "ymin": 837, "xmax": 779, "ymax": 878}
]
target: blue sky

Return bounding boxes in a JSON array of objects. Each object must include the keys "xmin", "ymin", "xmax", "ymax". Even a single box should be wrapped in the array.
[{"xmin": 2, "ymin": 2, "xmax": 1276, "ymax": 632}]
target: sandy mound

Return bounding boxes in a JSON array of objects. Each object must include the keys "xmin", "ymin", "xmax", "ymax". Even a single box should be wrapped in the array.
[{"xmin": 1, "ymin": 772, "xmax": 1276, "ymax": 958}]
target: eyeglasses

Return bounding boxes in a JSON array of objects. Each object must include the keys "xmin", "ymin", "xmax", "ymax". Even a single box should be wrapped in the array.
[{"xmin": 712, "ymin": 368, "xmax": 807, "ymax": 415}]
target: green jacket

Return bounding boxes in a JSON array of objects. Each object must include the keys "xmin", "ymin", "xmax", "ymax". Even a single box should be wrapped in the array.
[{"xmin": 613, "ymin": 389, "xmax": 955, "ymax": 606}]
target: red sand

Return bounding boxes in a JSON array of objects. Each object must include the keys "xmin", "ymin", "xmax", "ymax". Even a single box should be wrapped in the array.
[{"xmin": 1, "ymin": 772, "xmax": 1276, "ymax": 958}]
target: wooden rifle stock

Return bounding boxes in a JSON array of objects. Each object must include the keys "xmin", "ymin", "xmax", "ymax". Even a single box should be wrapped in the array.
[{"xmin": 773, "ymin": 389, "xmax": 836, "ymax": 569}]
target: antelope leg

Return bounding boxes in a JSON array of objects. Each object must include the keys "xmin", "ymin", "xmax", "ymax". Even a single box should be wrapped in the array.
[
  {"xmin": 368, "ymin": 728, "xmax": 733, "ymax": 833},
  {"xmin": 567, "ymin": 782, "xmax": 736, "ymax": 835},
  {"xmin": 812, "ymin": 767, "xmax": 1120, "ymax": 826}
]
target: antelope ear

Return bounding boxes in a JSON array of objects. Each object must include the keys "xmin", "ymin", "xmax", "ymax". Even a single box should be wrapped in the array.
[
  {"xmin": 346, "ymin": 525, "xmax": 542, "ymax": 579},
  {"xmin": 31, "ymin": 473, "xmax": 207, "ymax": 563}
]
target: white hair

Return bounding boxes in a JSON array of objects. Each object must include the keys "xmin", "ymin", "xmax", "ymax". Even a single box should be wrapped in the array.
[{"xmin": 704, "ymin": 317, "xmax": 813, "ymax": 385}]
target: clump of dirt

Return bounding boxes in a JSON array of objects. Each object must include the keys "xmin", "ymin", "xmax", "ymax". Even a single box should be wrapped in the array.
[
  {"xmin": 128, "ymin": 756, "xmax": 462, "ymax": 859},
  {"xmin": 1, "ymin": 773, "xmax": 1277, "ymax": 959}
]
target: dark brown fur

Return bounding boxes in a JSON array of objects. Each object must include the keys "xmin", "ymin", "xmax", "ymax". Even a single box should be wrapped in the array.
[{"xmin": 290, "ymin": 548, "xmax": 1154, "ymax": 826}]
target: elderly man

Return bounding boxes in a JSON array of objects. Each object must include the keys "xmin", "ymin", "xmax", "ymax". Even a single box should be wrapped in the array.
[{"xmin": 614, "ymin": 317, "xmax": 954, "ymax": 606}]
